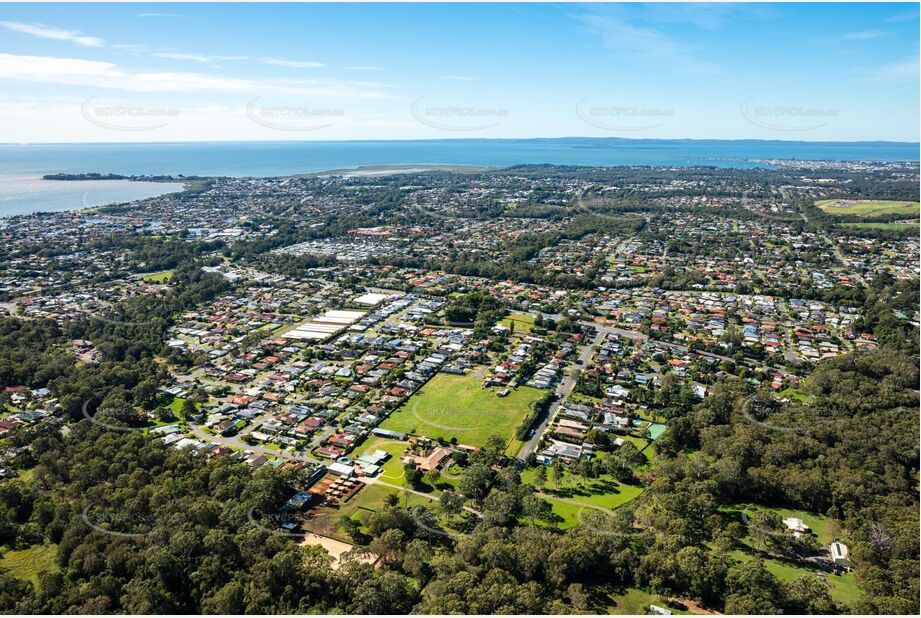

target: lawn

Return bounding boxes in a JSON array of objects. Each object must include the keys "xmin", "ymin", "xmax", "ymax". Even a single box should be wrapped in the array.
[
  {"xmin": 602, "ymin": 587, "xmax": 692, "ymax": 615},
  {"xmin": 729, "ymin": 550, "xmax": 862, "ymax": 609},
  {"xmin": 344, "ymin": 483, "xmax": 404, "ymax": 514},
  {"xmin": 723, "ymin": 502, "xmax": 861, "ymax": 609},
  {"xmin": 568, "ymin": 393, "xmax": 603, "ymax": 407},
  {"xmin": 540, "ymin": 498, "xmax": 583, "ymax": 528},
  {"xmin": 816, "ymin": 199, "xmax": 920, "ymax": 218},
  {"xmin": 304, "ymin": 484, "xmax": 396, "ymax": 541},
  {"xmin": 639, "ymin": 445, "xmax": 656, "ymax": 467},
  {"xmin": 499, "ymin": 312, "xmax": 536, "ymax": 334},
  {"xmin": 0, "ymin": 543, "xmax": 59, "ymax": 585},
  {"xmin": 357, "ymin": 437, "xmax": 409, "ymax": 486},
  {"xmin": 141, "ymin": 269, "xmax": 174, "ymax": 282},
  {"xmin": 521, "ymin": 467, "xmax": 646, "ymax": 524},
  {"xmin": 304, "ymin": 482, "xmax": 441, "ymax": 542},
  {"xmin": 778, "ymin": 387, "xmax": 816, "ymax": 405},
  {"xmin": 506, "ymin": 438, "xmax": 525, "ymax": 458},
  {"xmin": 620, "ymin": 434, "xmax": 656, "ymax": 465},
  {"xmin": 168, "ymin": 396, "xmax": 187, "ymax": 415},
  {"xmin": 379, "ymin": 373, "xmax": 544, "ymax": 448},
  {"xmin": 726, "ymin": 502, "xmax": 842, "ymax": 545},
  {"xmin": 840, "ymin": 222, "xmax": 919, "ymax": 231},
  {"xmin": 822, "ymin": 571, "xmax": 863, "ymax": 609},
  {"xmin": 532, "ymin": 497, "xmax": 641, "ymax": 529}
]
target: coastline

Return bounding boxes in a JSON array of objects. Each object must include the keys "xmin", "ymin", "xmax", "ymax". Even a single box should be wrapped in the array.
[
  {"xmin": 297, "ymin": 164, "xmax": 491, "ymax": 178},
  {"xmin": 0, "ymin": 174, "xmax": 187, "ymax": 219},
  {"xmin": 0, "ymin": 138, "xmax": 916, "ymax": 181}
]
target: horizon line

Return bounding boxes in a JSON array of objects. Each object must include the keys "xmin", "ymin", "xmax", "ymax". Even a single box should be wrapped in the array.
[{"xmin": 1, "ymin": 135, "xmax": 919, "ymax": 148}]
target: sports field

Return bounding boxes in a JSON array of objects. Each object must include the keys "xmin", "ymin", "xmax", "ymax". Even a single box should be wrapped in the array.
[
  {"xmin": 816, "ymin": 199, "xmax": 919, "ymax": 218},
  {"xmin": 840, "ymin": 222, "xmax": 918, "ymax": 231},
  {"xmin": 379, "ymin": 372, "xmax": 543, "ymax": 447}
]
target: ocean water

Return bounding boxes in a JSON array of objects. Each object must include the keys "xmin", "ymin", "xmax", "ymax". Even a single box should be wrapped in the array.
[{"xmin": 0, "ymin": 138, "xmax": 916, "ymax": 216}]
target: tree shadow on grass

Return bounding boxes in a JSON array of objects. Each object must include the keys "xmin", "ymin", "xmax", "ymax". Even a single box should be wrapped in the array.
[
  {"xmin": 407, "ymin": 480, "xmax": 436, "ymax": 495},
  {"xmin": 740, "ymin": 541, "xmax": 825, "ymax": 574},
  {"xmin": 545, "ymin": 482, "xmax": 624, "ymax": 500}
]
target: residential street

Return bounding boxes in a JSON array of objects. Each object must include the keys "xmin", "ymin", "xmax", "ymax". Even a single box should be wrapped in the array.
[
  {"xmin": 517, "ymin": 327, "xmax": 605, "ymax": 462},
  {"xmin": 190, "ymin": 422, "xmax": 323, "ymax": 465}
]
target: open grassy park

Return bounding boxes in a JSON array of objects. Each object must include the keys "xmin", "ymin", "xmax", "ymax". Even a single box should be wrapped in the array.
[
  {"xmin": 839, "ymin": 222, "xmax": 919, "ymax": 232},
  {"xmin": 140, "ymin": 269, "xmax": 174, "ymax": 282},
  {"xmin": 379, "ymin": 372, "xmax": 544, "ymax": 448},
  {"xmin": 499, "ymin": 312, "xmax": 536, "ymax": 334},
  {"xmin": 520, "ymin": 466, "xmax": 646, "ymax": 527},
  {"xmin": 816, "ymin": 199, "xmax": 920, "ymax": 218}
]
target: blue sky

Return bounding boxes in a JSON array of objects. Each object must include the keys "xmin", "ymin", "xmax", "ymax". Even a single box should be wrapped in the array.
[{"xmin": 0, "ymin": 2, "xmax": 917, "ymax": 142}]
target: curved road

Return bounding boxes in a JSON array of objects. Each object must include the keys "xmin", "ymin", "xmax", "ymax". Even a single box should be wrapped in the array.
[{"xmin": 190, "ymin": 423, "xmax": 323, "ymax": 465}]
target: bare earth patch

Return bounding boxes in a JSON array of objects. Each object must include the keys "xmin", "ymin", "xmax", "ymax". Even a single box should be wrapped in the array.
[{"xmin": 299, "ymin": 533, "xmax": 376, "ymax": 569}]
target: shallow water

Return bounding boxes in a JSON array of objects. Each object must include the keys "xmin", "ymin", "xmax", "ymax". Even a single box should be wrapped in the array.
[{"xmin": 0, "ymin": 175, "xmax": 184, "ymax": 217}]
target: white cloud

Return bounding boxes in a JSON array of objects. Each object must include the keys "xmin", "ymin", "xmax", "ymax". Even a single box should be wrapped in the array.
[
  {"xmin": 154, "ymin": 52, "xmax": 249, "ymax": 64},
  {"xmin": 261, "ymin": 58, "xmax": 326, "ymax": 69},
  {"xmin": 0, "ymin": 52, "xmax": 394, "ymax": 99},
  {"xmin": 0, "ymin": 21, "xmax": 103, "ymax": 47},
  {"xmin": 862, "ymin": 56, "xmax": 921, "ymax": 80},
  {"xmin": 884, "ymin": 10, "xmax": 919, "ymax": 23},
  {"xmin": 574, "ymin": 11, "xmax": 721, "ymax": 76},
  {"xmin": 843, "ymin": 30, "xmax": 886, "ymax": 41},
  {"xmin": 633, "ymin": 3, "xmax": 740, "ymax": 30},
  {"xmin": 0, "ymin": 53, "xmax": 115, "ymax": 78},
  {"xmin": 112, "ymin": 44, "xmax": 148, "ymax": 52}
]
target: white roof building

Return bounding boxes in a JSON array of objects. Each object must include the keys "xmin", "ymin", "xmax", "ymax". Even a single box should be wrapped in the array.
[
  {"xmin": 830, "ymin": 540, "xmax": 849, "ymax": 565},
  {"xmin": 353, "ymin": 292, "xmax": 389, "ymax": 306},
  {"xmin": 782, "ymin": 517, "xmax": 810, "ymax": 537}
]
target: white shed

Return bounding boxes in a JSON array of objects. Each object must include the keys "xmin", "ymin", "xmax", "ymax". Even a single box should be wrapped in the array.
[{"xmin": 830, "ymin": 540, "xmax": 849, "ymax": 565}]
